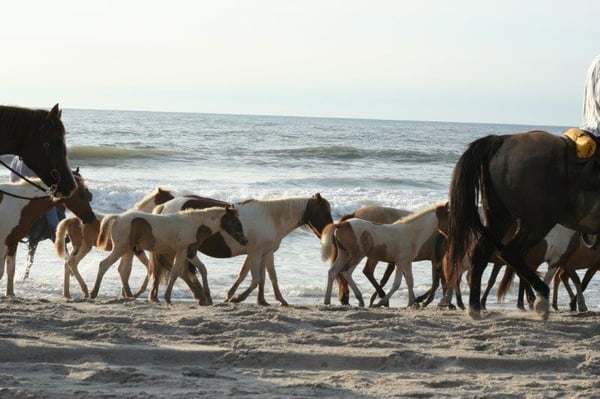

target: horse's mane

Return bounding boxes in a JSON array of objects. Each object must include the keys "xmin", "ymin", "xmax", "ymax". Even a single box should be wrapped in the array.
[
  {"xmin": 394, "ymin": 201, "xmax": 445, "ymax": 224},
  {"xmin": 0, "ymin": 106, "xmax": 50, "ymax": 139},
  {"xmin": 250, "ymin": 197, "xmax": 308, "ymax": 219},
  {"xmin": 133, "ymin": 187, "xmax": 172, "ymax": 210}
]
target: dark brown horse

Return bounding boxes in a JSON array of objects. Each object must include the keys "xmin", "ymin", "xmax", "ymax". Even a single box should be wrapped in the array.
[
  {"xmin": 0, "ymin": 104, "xmax": 77, "ymax": 198},
  {"xmin": 445, "ymin": 130, "xmax": 600, "ymax": 320}
]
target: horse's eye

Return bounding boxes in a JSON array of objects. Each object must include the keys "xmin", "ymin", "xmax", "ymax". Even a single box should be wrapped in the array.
[{"xmin": 43, "ymin": 142, "xmax": 50, "ymax": 150}]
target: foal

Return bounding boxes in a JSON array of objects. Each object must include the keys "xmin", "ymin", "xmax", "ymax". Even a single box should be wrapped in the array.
[
  {"xmin": 336, "ymin": 205, "xmax": 448, "ymax": 308},
  {"xmin": 90, "ymin": 206, "xmax": 247, "ymax": 304},
  {"xmin": 322, "ymin": 202, "xmax": 448, "ymax": 307},
  {"xmin": 55, "ymin": 187, "xmax": 174, "ymax": 299}
]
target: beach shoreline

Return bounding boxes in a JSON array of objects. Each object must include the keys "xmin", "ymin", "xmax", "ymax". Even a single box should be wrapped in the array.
[{"xmin": 0, "ymin": 297, "xmax": 598, "ymax": 398}]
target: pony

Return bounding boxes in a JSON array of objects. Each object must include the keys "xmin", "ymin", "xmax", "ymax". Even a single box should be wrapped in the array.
[
  {"xmin": 0, "ymin": 171, "xmax": 95, "ymax": 296},
  {"xmin": 54, "ymin": 187, "xmax": 174, "ymax": 299},
  {"xmin": 89, "ymin": 206, "xmax": 248, "ymax": 304},
  {"xmin": 321, "ymin": 202, "xmax": 448, "ymax": 307},
  {"xmin": 0, "ymin": 104, "xmax": 77, "ymax": 198},
  {"xmin": 336, "ymin": 206, "xmax": 449, "ymax": 308},
  {"xmin": 445, "ymin": 130, "xmax": 600, "ymax": 320},
  {"xmin": 150, "ymin": 193, "xmax": 333, "ymax": 305}
]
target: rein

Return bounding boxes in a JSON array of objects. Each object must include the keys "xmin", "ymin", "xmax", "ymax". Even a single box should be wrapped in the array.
[
  {"xmin": 0, "ymin": 187, "xmax": 50, "ymax": 201},
  {"xmin": 0, "ymin": 159, "xmax": 55, "ymax": 195}
]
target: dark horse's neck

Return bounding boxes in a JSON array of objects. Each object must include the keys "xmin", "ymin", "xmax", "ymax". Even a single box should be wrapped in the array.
[{"xmin": 0, "ymin": 106, "xmax": 47, "ymax": 155}]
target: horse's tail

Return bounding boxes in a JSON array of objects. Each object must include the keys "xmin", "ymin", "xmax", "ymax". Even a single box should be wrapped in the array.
[
  {"xmin": 497, "ymin": 264, "xmax": 514, "ymax": 301},
  {"xmin": 321, "ymin": 223, "xmax": 338, "ymax": 263},
  {"xmin": 96, "ymin": 214, "xmax": 117, "ymax": 250},
  {"xmin": 55, "ymin": 218, "xmax": 72, "ymax": 258},
  {"xmin": 445, "ymin": 135, "xmax": 505, "ymax": 288},
  {"xmin": 149, "ymin": 252, "xmax": 177, "ymax": 284}
]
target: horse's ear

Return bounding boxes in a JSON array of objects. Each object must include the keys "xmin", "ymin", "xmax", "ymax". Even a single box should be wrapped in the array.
[
  {"xmin": 75, "ymin": 166, "xmax": 80, "ymax": 175},
  {"xmin": 49, "ymin": 103, "xmax": 61, "ymax": 120},
  {"xmin": 314, "ymin": 193, "xmax": 322, "ymax": 200}
]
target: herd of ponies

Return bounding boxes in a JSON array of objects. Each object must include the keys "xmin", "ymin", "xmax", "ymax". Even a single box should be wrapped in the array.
[{"xmin": 0, "ymin": 171, "xmax": 599, "ymax": 315}]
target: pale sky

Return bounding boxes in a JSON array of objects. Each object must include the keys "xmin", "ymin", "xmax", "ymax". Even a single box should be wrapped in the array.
[{"xmin": 2, "ymin": 0, "xmax": 600, "ymax": 125}]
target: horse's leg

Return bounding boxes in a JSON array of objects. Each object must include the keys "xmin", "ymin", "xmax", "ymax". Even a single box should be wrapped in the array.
[
  {"xmin": 361, "ymin": 259, "xmax": 383, "ymax": 307},
  {"xmin": 552, "ymin": 269, "xmax": 562, "ymax": 311},
  {"xmin": 229, "ymin": 254, "xmax": 264, "ymax": 305},
  {"xmin": 566, "ymin": 269, "xmax": 587, "ymax": 312},
  {"xmin": 188, "ymin": 256, "xmax": 212, "ymax": 305},
  {"xmin": 500, "ymin": 232, "xmax": 552, "ymax": 321},
  {"xmin": 65, "ymin": 243, "xmax": 92, "ymax": 299},
  {"xmin": 5, "ymin": 252, "xmax": 16, "ymax": 297},
  {"xmin": 370, "ymin": 262, "xmax": 395, "ymax": 307},
  {"xmin": 117, "ymin": 252, "xmax": 135, "ymax": 298},
  {"xmin": 132, "ymin": 251, "xmax": 150, "ymax": 298},
  {"xmin": 225, "ymin": 256, "xmax": 250, "ymax": 302},
  {"xmin": 419, "ymin": 261, "xmax": 441, "ymax": 308},
  {"xmin": 376, "ymin": 262, "xmax": 405, "ymax": 307},
  {"xmin": 264, "ymin": 254, "xmax": 288, "ymax": 306},
  {"xmin": 23, "ymin": 241, "xmax": 39, "ymax": 281},
  {"xmin": 581, "ymin": 267, "xmax": 598, "ymax": 291},
  {"xmin": 402, "ymin": 262, "xmax": 418, "ymax": 308},
  {"xmin": 516, "ymin": 278, "xmax": 526, "ymax": 310},
  {"xmin": 164, "ymin": 251, "xmax": 186, "ymax": 304},
  {"xmin": 340, "ymin": 262, "xmax": 363, "ymax": 307},
  {"xmin": 523, "ymin": 280, "xmax": 536, "ymax": 310},
  {"xmin": 176, "ymin": 266, "xmax": 207, "ymax": 304},
  {"xmin": 325, "ymin": 251, "xmax": 352, "ymax": 305},
  {"xmin": 481, "ymin": 263, "xmax": 502, "ymax": 310},
  {"xmin": 90, "ymin": 248, "xmax": 126, "ymax": 299},
  {"xmin": 467, "ymin": 237, "xmax": 497, "ymax": 319}
]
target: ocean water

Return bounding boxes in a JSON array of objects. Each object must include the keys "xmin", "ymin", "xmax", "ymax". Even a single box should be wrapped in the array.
[{"xmin": 2, "ymin": 109, "xmax": 597, "ymax": 310}]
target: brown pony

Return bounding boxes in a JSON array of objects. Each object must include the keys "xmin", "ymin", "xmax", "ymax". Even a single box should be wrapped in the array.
[
  {"xmin": 0, "ymin": 170, "xmax": 94, "ymax": 296},
  {"xmin": 0, "ymin": 104, "xmax": 77, "ymax": 198},
  {"xmin": 445, "ymin": 130, "xmax": 600, "ymax": 320}
]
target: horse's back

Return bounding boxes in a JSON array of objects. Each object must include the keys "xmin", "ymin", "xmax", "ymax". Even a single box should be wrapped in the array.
[
  {"xmin": 351, "ymin": 206, "xmax": 410, "ymax": 224},
  {"xmin": 488, "ymin": 130, "xmax": 570, "ymax": 219}
]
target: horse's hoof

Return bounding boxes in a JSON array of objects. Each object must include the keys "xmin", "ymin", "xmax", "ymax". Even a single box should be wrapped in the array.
[
  {"xmin": 533, "ymin": 297, "xmax": 549, "ymax": 321},
  {"xmin": 468, "ymin": 306, "xmax": 482, "ymax": 320},
  {"xmin": 258, "ymin": 300, "xmax": 271, "ymax": 306},
  {"xmin": 279, "ymin": 300, "xmax": 289, "ymax": 307}
]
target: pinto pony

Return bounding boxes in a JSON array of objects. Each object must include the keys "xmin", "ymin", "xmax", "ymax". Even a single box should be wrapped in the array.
[
  {"xmin": 321, "ymin": 202, "xmax": 448, "ymax": 307},
  {"xmin": 445, "ymin": 130, "xmax": 600, "ymax": 320},
  {"xmin": 54, "ymin": 187, "xmax": 174, "ymax": 299},
  {"xmin": 0, "ymin": 104, "xmax": 77, "ymax": 198},
  {"xmin": 336, "ymin": 206, "xmax": 448, "ymax": 308},
  {"xmin": 0, "ymin": 171, "xmax": 95, "ymax": 296},
  {"xmin": 90, "ymin": 206, "xmax": 248, "ymax": 304},
  {"xmin": 150, "ymin": 193, "xmax": 333, "ymax": 305}
]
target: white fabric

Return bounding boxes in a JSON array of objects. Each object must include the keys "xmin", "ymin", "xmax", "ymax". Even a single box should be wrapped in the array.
[
  {"xmin": 9, "ymin": 156, "xmax": 36, "ymax": 182},
  {"xmin": 581, "ymin": 54, "xmax": 600, "ymax": 136}
]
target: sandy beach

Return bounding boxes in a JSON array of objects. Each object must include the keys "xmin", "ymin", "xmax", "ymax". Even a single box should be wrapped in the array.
[{"xmin": 0, "ymin": 297, "xmax": 598, "ymax": 398}]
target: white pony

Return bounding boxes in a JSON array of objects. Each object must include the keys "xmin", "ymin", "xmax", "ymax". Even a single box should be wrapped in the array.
[
  {"xmin": 321, "ymin": 202, "xmax": 448, "ymax": 307},
  {"xmin": 150, "ymin": 193, "xmax": 333, "ymax": 305},
  {"xmin": 89, "ymin": 206, "xmax": 248, "ymax": 304},
  {"xmin": 55, "ymin": 187, "xmax": 174, "ymax": 299}
]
